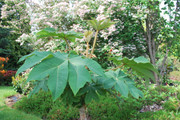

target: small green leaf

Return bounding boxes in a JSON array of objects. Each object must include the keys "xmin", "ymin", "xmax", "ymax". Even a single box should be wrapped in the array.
[
  {"xmin": 128, "ymin": 84, "xmax": 144, "ymax": 98},
  {"xmin": 84, "ymin": 30, "xmax": 93, "ymax": 43}
]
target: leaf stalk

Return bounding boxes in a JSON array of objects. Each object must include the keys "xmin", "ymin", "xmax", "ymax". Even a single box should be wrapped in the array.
[
  {"xmin": 91, "ymin": 30, "xmax": 99, "ymax": 55},
  {"xmin": 105, "ymin": 64, "xmax": 125, "ymax": 71},
  {"xmin": 64, "ymin": 38, "xmax": 72, "ymax": 50},
  {"xmin": 86, "ymin": 42, "xmax": 89, "ymax": 58}
]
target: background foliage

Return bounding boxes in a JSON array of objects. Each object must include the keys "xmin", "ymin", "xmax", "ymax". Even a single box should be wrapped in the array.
[{"xmin": 0, "ymin": 0, "xmax": 32, "ymax": 70}]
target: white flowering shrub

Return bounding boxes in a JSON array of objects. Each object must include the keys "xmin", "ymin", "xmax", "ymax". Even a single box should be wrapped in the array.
[
  {"xmin": 1, "ymin": 0, "xmax": 30, "ymax": 34},
  {"xmin": 12, "ymin": 0, "xmax": 149, "ymax": 68}
]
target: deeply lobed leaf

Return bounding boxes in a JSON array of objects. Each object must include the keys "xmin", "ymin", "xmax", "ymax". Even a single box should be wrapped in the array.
[
  {"xmin": 16, "ymin": 51, "xmax": 53, "ymax": 76},
  {"xmin": 17, "ymin": 51, "xmax": 105, "ymax": 100},
  {"xmin": 36, "ymin": 28, "xmax": 83, "ymax": 42},
  {"xmin": 88, "ymin": 18, "xmax": 116, "ymax": 31},
  {"xmin": 110, "ymin": 56, "xmax": 158, "ymax": 82},
  {"xmin": 96, "ymin": 69, "xmax": 143, "ymax": 98}
]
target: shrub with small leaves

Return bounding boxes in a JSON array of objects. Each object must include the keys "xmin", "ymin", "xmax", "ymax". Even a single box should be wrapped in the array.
[{"xmin": 12, "ymin": 73, "xmax": 33, "ymax": 95}]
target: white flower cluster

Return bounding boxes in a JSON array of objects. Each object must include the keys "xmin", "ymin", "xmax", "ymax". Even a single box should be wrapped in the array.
[{"xmin": 9, "ymin": 0, "xmax": 126, "ymax": 52}]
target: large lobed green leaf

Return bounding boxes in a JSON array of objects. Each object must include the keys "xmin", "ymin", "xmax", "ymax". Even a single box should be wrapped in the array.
[
  {"xmin": 17, "ymin": 51, "xmax": 104, "ymax": 100},
  {"xmin": 77, "ymin": 84, "xmax": 106, "ymax": 104},
  {"xmin": 36, "ymin": 27, "xmax": 58, "ymax": 39},
  {"xmin": 16, "ymin": 51, "xmax": 53, "ymax": 76},
  {"xmin": 110, "ymin": 56, "xmax": 158, "ymax": 82},
  {"xmin": 96, "ymin": 69, "xmax": 143, "ymax": 98},
  {"xmin": 88, "ymin": 18, "xmax": 116, "ymax": 31},
  {"xmin": 36, "ymin": 27, "xmax": 83, "ymax": 42}
]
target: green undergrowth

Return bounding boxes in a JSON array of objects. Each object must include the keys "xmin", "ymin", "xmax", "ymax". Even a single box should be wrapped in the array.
[
  {"xmin": 135, "ymin": 110, "xmax": 180, "ymax": 120},
  {"xmin": 0, "ymin": 86, "xmax": 41, "ymax": 120},
  {"xmin": 14, "ymin": 83, "xmax": 180, "ymax": 120}
]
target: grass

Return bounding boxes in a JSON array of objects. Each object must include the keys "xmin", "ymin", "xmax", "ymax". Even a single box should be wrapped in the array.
[
  {"xmin": 0, "ymin": 86, "xmax": 41, "ymax": 120},
  {"xmin": 170, "ymin": 71, "xmax": 180, "ymax": 81},
  {"xmin": 0, "ymin": 86, "xmax": 16, "ymax": 106},
  {"xmin": 170, "ymin": 60, "xmax": 180, "ymax": 81}
]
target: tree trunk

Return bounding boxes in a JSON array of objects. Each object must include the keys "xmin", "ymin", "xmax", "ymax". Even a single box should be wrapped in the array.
[
  {"xmin": 174, "ymin": 0, "xmax": 179, "ymax": 31},
  {"xmin": 145, "ymin": 17, "xmax": 159, "ymax": 84},
  {"xmin": 159, "ymin": 48, "xmax": 169, "ymax": 84},
  {"xmin": 79, "ymin": 105, "xmax": 88, "ymax": 120}
]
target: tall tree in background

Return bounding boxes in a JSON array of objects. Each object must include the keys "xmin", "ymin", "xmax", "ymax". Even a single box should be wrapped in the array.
[
  {"xmin": 124, "ymin": 0, "xmax": 179, "ymax": 84},
  {"xmin": 0, "ymin": 0, "xmax": 32, "ymax": 69},
  {"xmin": 2, "ymin": 0, "xmax": 178, "ymax": 82},
  {"xmin": 0, "ymin": 0, "xmax": 11, "ymax": 56},
  {"xmin": 142, "ymin": 0, "xmax": 163, "ymax": 84}
]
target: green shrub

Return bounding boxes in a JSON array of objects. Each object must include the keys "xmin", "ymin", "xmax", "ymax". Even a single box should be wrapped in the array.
[
  {"xmin": 47, "ymin": 100, "xmax": 79, "ymax": 120},
  {"xmin": 141, "ymin": 85, "xmax": 179, "ymax": 105},
  {"xmin": 135, "ymin": 110, "xmax": 180, "ymax": 120},
  {"xmin": 12, "ymin": 74, "xmax": 33, "ymax": 95},
  {"xmin": 5, "ymin": 40, "xmax": 32, "ymax": 70},
  {"xmin": 14, "ymin": 91, "xmax": 53, "ymax": 118},
  {"xmin": 177, "ymin": 85, "xmax": 180, "ymax": 100},
  {"xmin": 88, "ymin": 95, "xmax": 143, "ymax": 120},
  {"xmin": 14, "ymin": 84, "xmax": 180, "ymax": 119},
  {"xmin": 14, "ymin": 91, "xmax": 143, "ymax": 120},
  {"xmin": 14, "ymin": 91, "xmax": 79, "ymax": 119},
  {"xmin": 163, "ymin": 97, "xmax": 180, "ymax": 112},
  {"xmin": 0, "ymin": 70, "xmax": 16, "ymax": 86}
]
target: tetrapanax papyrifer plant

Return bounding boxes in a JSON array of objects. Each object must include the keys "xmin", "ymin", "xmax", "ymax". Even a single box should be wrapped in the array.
[{"xmin": 16, "ymin": 18, "xmax": 158, "ymax": 120}]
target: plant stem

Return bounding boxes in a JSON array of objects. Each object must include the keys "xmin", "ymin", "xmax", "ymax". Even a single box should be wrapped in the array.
[
  {"xmin": 64, "ymin": 38, "xmax": 72, "ymax": 50},
  {"xmin": 79, "ymin": 105, "xmax": 88, "ymax": 120},
  {"xmin": 105, "ymin": 64, "xmax": 125, "ymax": 71},
  {"xmin": 91, "ymin": 30, "xmax": 99, "ymax": 55},
  {"xmin": 86, "ymin": 42, "xmax": 89, "ymax": 58}
]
